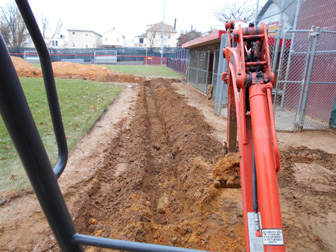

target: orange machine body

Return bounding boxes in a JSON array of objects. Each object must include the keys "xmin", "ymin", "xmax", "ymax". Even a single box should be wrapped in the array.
[{"xmin": 223, "ymin": 21, "xmax": 285, "ymax": 252}]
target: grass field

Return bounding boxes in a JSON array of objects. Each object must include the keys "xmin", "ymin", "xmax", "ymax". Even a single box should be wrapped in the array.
[
  {"xmin": 31, "ymin": 63, "xmax": 182, "ymax": 78},
  {"xmin": 0, "ymin": 78, "xmax": 122, "ymax": 198},
  {"xmin": 105, "ymin": 65, "xmax": 182, "ymax": 77}
]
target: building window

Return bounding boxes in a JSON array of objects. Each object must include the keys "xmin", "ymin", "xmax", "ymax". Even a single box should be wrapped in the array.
[
  {"xmin": 73, "ymin": 43, "xmax": 75, "ymax": 47},
  {"xmin": 168, "ymin": 34, "xmax": 171, "ymax": 39},
  {"xmin": 139, "ymin": 38, "xmax": 144, "ymax": 44},
  {"xmin": 52, "ymin": 41, "xmax": 55, "ymax": 46},
  {"xmin": 105, "ymin": 38, "xmax": 108, "ymax": 41},
  {"xmin": 86, "ymin": 44, "xmax": 88, "ymax": 48},
  {"xmin": 72, "ymin": 31, "xmax": 75, "ymax": 35}
]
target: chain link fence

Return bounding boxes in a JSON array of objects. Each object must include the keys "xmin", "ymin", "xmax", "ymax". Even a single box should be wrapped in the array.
[
  {"xmin": 9, "ymin": 47, "xmax": 179, "ymax": 65},
  {"xmin": 168, "ymin": 27, "xmax": 336, "ymax": 132},
  {"xmin": 167, "ymin": 49, "xmax": 189, "ymax": 75},
  {"xmin": 273, "ymin": 27, "xmax": 336, "ymax": 131}
]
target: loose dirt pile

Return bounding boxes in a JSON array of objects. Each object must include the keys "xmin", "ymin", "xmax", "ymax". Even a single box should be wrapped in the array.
[
  {"xmin": 11, "ymin": 56, "xmax": 41, "ymax": 77},
  {"xmin": 11, "ymin": 56, "xmax": 148, "ymax": 83}
]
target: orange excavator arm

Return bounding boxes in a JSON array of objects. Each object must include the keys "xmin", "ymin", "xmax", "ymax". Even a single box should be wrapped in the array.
[{"xmin": 223, "ymin": 21, "xmax": 285, "ymax": 252}]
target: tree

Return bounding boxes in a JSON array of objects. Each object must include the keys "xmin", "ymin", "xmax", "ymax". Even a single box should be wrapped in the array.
[
  {"xmin": 145, "ymin": 24, "xmax": 159, "ymax": 49},
  {"xmin": 0, "ymin": 3, "xmax": 30, "ymax": 47},
  {"xmin": 41, "ymin": 14, "xmax": 49, "ymax": 39},
  {"xmin": 40, "ymin": 15, "xmax": 63, "ymax": 47},
  {"xmin": 214, "ymin": 0, "xmax": 256, "ymax": 24}
]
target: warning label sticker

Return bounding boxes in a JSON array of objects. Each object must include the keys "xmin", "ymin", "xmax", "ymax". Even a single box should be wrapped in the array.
[{"xmin": 262, "ymin": 229, "xmax": 284, "ymax": 246}]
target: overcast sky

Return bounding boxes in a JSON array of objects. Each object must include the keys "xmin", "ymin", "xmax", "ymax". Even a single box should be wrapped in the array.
[{"xmin": 1, "ymin": 0, "xmax": 267, "ymax": 40}]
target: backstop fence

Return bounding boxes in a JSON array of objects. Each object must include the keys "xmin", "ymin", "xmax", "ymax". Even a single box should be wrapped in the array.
[{"xmin": 168, "ymin": 28, "xmax": 336, "ymax": 131}]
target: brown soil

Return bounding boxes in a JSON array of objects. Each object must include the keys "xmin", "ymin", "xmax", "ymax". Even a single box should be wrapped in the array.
[
  {"xmin": 11, "ymin": 56, "xmax": 149, "ymax": 83},
  {"xmin": 1, "ymin": 59, "xmax": 336, "ymax": 251},
  {"xmin": 11, "ymin": 56, "xmax": 41, "ymax": 77}
]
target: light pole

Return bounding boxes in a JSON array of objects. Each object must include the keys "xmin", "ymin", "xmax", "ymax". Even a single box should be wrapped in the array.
[{"xmin": 160, "ymin": 0, "xmax": 166, "ymax": 65}]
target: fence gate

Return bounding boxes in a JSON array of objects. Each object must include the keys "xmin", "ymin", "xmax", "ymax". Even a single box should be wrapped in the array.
[{"xmin": 273, "ymin": 26, "xmax": 336, "ymax": 131}]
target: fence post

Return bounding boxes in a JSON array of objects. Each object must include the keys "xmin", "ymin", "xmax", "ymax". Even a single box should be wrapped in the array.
[
  {"xmin": 272, "ymin": 24, "xmax": 282, "ymax": 74},
  {"xmin": 272, "ymin": 0, "xmax": 284, "ymax": 73},
  {"xmin": 280, "ymin": 0, "xmax": 302, "ymax": 109},
  {"xmin": 212, "ymin": 50, "xmax": 217, "ymax": 87},
  {"xmin": 196, "ymin": 51, "xmax": 199, "ymax": 89},
  {"xmin": 298, "ymin": 27, "xmax": 320, "ymax": 130},
  {"xmin": 273, "ymin": 29, "xmax": 287, "ymax": 111},
  {"xmin": 215, "ymin": 34, "xmax": 228, "ymax": 115},
  {"xmin": 294, "ymin": 27, "xmax": 314, "ymax": 130},
  {"xmin": 205, "ymin": 49, "xmax": 210, "ymax": 93}
]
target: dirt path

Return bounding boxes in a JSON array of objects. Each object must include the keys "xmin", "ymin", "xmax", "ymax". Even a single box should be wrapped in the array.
[{"xmin": 1, "ymin": 79, "xmax": 336, "ymax": 251}]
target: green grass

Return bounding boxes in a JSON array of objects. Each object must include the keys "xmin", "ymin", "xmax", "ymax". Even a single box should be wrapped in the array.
[
  {"xmin": 32, "ymin": 63, "xmax": 182, "ymax": 78},
  {"xmin": 31, "ymin": 63, "xmax": 41, "ymax": 68},
  {"xmin": 106, "ymin": 65, "xmax": 183, "ymax": 78},
  {"xmin": 0, "ymin": 78, "xmax": 122, "ymax": 198}
]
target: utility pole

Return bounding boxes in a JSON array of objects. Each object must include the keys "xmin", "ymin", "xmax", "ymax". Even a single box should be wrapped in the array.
[{"xmin": 160, "ymin": 0, "xmax": 166, "ymax": 65}]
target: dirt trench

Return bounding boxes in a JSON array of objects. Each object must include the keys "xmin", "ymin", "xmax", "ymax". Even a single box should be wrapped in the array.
[
  {"xmin": 70, "ymin": 79, "xmax": 245, "ymax": 251},
  {"xmin": 70, "ymin": 81, "xmax": 336, "ymax": 252}
]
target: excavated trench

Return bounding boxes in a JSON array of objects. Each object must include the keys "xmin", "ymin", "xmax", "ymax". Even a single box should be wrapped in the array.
[
  {"xmin": 70, "ymin": 80, "xmax": 336, "ymax": 252},
  {"xmin": 73, "ymin": 79, "xmax": 245, "ymax": 251}
]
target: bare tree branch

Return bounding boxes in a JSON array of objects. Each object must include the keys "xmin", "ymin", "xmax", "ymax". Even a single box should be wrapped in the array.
[
  {"xmin": 0, "ymin": 3, "xmax": 30, "ymax": 47},
  {"xmin": 214, "ymin": 0, "xmax": 256, "ymax": 24},
  {"xmin": 146, "ymin": 24, "xmax": 158, "ymax": 49},
  {"xmin": 48, "ymin": 17, "xmax": 63, "ymax": 46},
  {"xmin": 41, "ymin": 14, "xmax": 49, "ymax": 39}
]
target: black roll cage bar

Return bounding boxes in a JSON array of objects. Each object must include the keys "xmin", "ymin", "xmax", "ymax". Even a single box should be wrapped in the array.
[{"xmin": 0, "ymin": 0, "xmax": 210, "ymax": 251}]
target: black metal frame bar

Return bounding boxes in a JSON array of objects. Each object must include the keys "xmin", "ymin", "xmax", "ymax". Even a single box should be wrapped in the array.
[
  {"xmin": 0, "ymin": 1, "xmax": 210, "ymax": 251},
  {"xmin": 15, "ymin": 0, "xmax": 68, "ymax": 178}
]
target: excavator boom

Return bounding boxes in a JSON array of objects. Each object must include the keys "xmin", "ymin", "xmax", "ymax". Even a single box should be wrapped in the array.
[{"xmin": 223, "ymin": 21, "xmax": 285, "ymax": 252}]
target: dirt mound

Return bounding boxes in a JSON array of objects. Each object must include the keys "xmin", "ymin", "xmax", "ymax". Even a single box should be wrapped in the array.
[
  {"xmin": 212, "ymin": 152, "xmax": 241, "ymax": 188},
  {"xmin": 51, "ymin": 62, "xmax": 113, "ymax": 82},
  {"xmin": 11, "ymin": 56, "xmax": 42, "ymax": 77},
  {"xmin": 11, "ymin": 57, "xmax": 149, "ymax": 83}
]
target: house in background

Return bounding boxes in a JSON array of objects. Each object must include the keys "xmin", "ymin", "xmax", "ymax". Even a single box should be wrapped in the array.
[
  {"xmin": 134, "ymin": 22, "xmax": 177, "ymax": 48},
  {"xmin": 134, "ymin": 33, "xmax": 146, "ymax": 47},
  {"xmin": 102, "ymin": 28, "xmax": 125, "ymax": 48},
  {"xmin": 49, "ymin": 34, "xmax": 66, "ymax": 48},
  {"xmin": 25, "ymin": 33, "xmax": 66, "ymax": 48},
  {"xmin": 177, "ymin": 30, "xmax": 202, "ymax": 47},
  {"xmin": 67, "ymin": 29, "xmax": 102, "ymax": 48}
]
